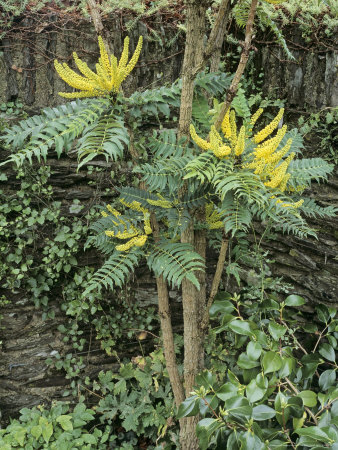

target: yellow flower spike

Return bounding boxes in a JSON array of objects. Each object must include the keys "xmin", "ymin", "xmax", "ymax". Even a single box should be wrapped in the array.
[
  {"xmin": 250, "ymin": 108, "xmax": 264, "ymax": 126},
  {"xmin": 54, "ymin": 60, "xmax": 95, "ymax": 92},
  {"xmin": 255, "ymin": 125, "xmax": 287, "ymax": 157},
  {"xmin": 190, "ymin": 124, "xmax": 211, "ymax": 151},
  {"xmin": 144, "ymin": 216, "xmax": 152, "ymax": 235},
  {"xmin": 278, "ymin": 173, "xmax": 291, "ymax": 192},
  {"xmin": 253, "ymin": 108, "xmax": 284, "ymax": 144},
  {"xmin": 230, "ymin": 110, "xmax": 237, "ymax": 145},
  {"xmin": 147, "ymin": 195, "xmax": 173, "ymax": 208},
  {"xmin": 118, "ymin": 37, "xmax": 130, "ymax": 70},
  {"xmin": 235, "ymin": 126, "xmax": 246, "ymax": 156},
  {"xmin": 95, "ymin": 63, "xmax": 111, "ymax": 90},
  {"xmin": 213, "ymin": 145, "xmax": 232, "ymax": 159},
  {"xmin": 125, "ymin": 36, "xmax": 143, "ymax": 75},
  {"xmin": 98, "ymin": 36, "xmax": 111, "ymax": 74},
  {"xmin": 73, "ymin": 52, "xmax": 101, "ymax": 85},
  {"xmin": 54, "ymin": 34, "xmax": 143, "ymax": 99},
  {"xmin": 116, "ymin": 234, "xmax": 147, "ymax": 252},
  {"xmin": 292, "ymin": 199, "xmax": 304, "ymax": 208},
  {"xmin": 206, "ymin": 203, "xmax": 224, "ymax": 229},
  {"xmin": 266, "ymin": 138, "xmax": 293, "ymax": 166},
  {"xmin": 221, "ymin": 109, "xmax": 232, "ymax": 139}
]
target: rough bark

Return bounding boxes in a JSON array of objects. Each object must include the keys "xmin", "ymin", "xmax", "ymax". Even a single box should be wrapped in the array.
[
  {"xmin": 178, "ymin": 0, "xmax": 208, "ymax": 138},
  {"xmin": 178, "ymin": 2, "xmax": 209, "ymax": 448},
  {"xmin": 209, "ymin": 0, "xmax": 231, "ymax": 73},
  {"xmin": 152, "ymin": 217, "xmax": 185, "ymax": 409}
]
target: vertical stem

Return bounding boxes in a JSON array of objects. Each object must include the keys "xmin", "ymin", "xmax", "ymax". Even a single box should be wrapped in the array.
[
  {"xmin": 127, "ymin": 126, "xmax": 185, "ymax": 410},
  {"xmin": 86, "ymin": 0, "xmax": 112, "ymax": 52},
  {"xmin": 178, "ymin": 0, "xmax": 208, "ymax": 138},
  {"xmin": 209, "ymin": 1, "xmax": 231, "ymax": 73},
  {"xmin": 152, "ymin": 216, "xmax": 185, "ymax": 409},
  {"xmin": 214, "ymin": 0, "xmax": 259, "ymax": 130}
]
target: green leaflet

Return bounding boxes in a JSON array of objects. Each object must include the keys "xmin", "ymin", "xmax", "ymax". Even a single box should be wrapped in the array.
[{"xmin": 147, "ymin": 240, "xmax": 205, "ymax": 289}]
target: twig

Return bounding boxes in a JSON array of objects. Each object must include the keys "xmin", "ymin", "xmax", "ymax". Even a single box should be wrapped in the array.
[
  {"xmin": 214, "ymin": 0, "xmax": 259, "ymax": 130},
  {"xmin": 201, "ymin": 237, "xmax": 229, "ymax": 332},
  {"xmin": 285, "ymin": 377, "xmax": 318, "ymax": 425}
]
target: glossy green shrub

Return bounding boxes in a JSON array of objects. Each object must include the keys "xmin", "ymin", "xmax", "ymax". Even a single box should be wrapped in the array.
[{"xmin": 178, "ymin": 292, "xmax": 338, "ymax": 449}]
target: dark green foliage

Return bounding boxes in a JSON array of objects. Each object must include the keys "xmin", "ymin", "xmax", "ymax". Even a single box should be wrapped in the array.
[
  {"xmin": 1, "ymin": 99, "xmax": 110, "ymax": 166},
  {"xmin": 83, "ymin": 249, "xmax": 141, "ymax": 295},
  {"xmin": 147, "ymin": 240, "xmax": 205, "ymax": 289},
  {"xmin": 77, "ymin": 113, "xmax": 129, "ymax": 168},
  {"xmin": 288, "ymin": 158, "xmax": 334, "ymax": 188}
]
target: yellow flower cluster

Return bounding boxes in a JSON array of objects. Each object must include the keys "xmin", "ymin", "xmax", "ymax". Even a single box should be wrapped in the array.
[
  {"xmin": 250, "ymin": 108, "xmax": 263, "ymax": 126},
  {"xmin": 275, "ymin": 198, "xmax": 304, "ymax": 209},
  {"xmin": 206, "ymin": 203, "xmax": 223, "ymax": 230},
  {"xmin": 103, "ymin": 199, "xmax": 151, "ymax": 252},
  {"xmin": 253, "ymin": 108, "xmax": 284, "ymax": 144},
  {"xmin": 54, "ymin": 35, "xmax": 143, "ymax": 99},
  {"xmin": 190, "ymin": 109, "xmax": 244, "ymax": 160},
  {"xmin": 264, "ymin": 152, "xmax": 295, "ymax": 189},
  {"xmin": 116, "ymin": 234, "xmax": 147, "ymax": 252},
  {"xmin": 190, "ymin": 124, "xmax": 211, "ymax": 151},
  {"xmin": 190, "ymin": 106, "xmax": 301, "ymax": 198},
  {"xmin": 147, "ymin": 194, "xmax": 173, "ymax": 209}
]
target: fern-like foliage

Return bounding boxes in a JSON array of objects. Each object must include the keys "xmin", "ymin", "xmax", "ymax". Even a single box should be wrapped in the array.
[
  {"xmin": 299, "ymin": 198, "xmax": 338, "ymax": 218},
  {"xmin": 213, "ymin": 170, "xmax": 267, "ymax": 206},
  {"xmin": 126, "ymin": 84, "xmax": 181, "ymax": 119},
  {"xmin": 1, "ymin": 99, "xmax": 109, "ymax": 167},
  {"xmin": 117, "ymin": 186, "xmax": 160, "ymax": 209},
  {"xmin": 83, "ymin": 249, "xmax": 141, "ymax": 295},
  {"xmin": 219, "ymin": 193, "xmax": 252, "ymax": 235},
  {"xmin": 184, "ymin": 151, "xmax": 220, "ymax": 183},
  {"xmin": 77, "ymin": 113, "xmax": 129, "ymax": 169},
  {"xmin": 147, "ymin": 240, "xmax": 205, "ymax": 289},
  {"xmin": 232, "ymin": 0, "xmax": 295, "ymax": 60},
  {"xmin": 287, "ymin": 158, "xmax": 334, "ymax": 188},
  {"xmin": 148, "ymin": 130, "xmax": 189, "ymax": 159},
  {"xmin": 194, "ymin": 71, "xmax": 232, "ymax": 97},
  {"xmin": 135, "ymin": 155, "xmax": 192, "ymax": 194}
]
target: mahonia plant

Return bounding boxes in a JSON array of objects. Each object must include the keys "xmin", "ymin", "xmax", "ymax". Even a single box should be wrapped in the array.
[
  {"xmin": 54, "ymin": 36, "xmax": 143, "ymax": 98},
  {"xmin": 189, "ymin": 106, "xmax": 326, "ymax": 214}
]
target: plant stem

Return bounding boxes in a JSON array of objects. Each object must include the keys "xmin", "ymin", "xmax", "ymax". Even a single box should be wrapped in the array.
[
  {"xmin": 201, "ymin": 237, "xmax": 229, "ymax": 333},
  {"xmin": 214, "ymin": 0, "xmax": 259, "ymax": 130}
]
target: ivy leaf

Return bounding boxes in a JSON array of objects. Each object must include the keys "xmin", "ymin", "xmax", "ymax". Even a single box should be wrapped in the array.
[
  {"xmin": 228, "ymin": 320, "xmax": 253, "ymax": 336},
  {"xmin": 82, "ymin": 434, "xmax": 97, "ymax": 444},
  {"xmin": 284, "ymin": 295, "xmax": 305, "ymax": 306},
  {"xmin": 237, "ymin": 353, "xmax": 261, "ymax": 369},
  {"xmin": 268, "ymin": 321, "xmax": 287, "ymax": 340},
  {"xmin": 14, "ymin": 427, "xmax": 27, "ymax": 447},
  {"xmin": 56, "ymin": 414, "xmax": 73, "ymax": 431},
  {"xmin": 252, "ymin": 405, "xmax": 276, "ymax": 421},
  {"xmin": 177, "ymin": 395, "xmax": 200, "ymax": 419},
  {"xmin": 246, "ymin": 379, "xmax": 267, "ymax": 403},
  {"xmin": 216, "ymin": 383, "xmax": 238, "ymax": 401},
  {"xmin": 295, "ymin": 426, "xmax": 331, "ymax": 443},
  {"xmin": 225, "ymin": 396, "xmax": 252, "ymax": 420},
  {"xmin": 246, "ymin": 341, "xmax": 262, "ymax": 360},
  {"xmin": 319, "ymin": 343, "xmax": 336, "ymax": 362},
  {"xmin": 262, "ymin": 351, "xmax": 282, "ymax": 374},
  {"xmin": 30, "ymin": 425, "xmax": 42, "ymax": 440},
  {"xmin": 298, "ymin": 390, "xmax": 317, "ymax": 407},
  {"xmin": 41, "ymin": 421, "xmax": 53, "ymax": 443},
  {"xmin": 196, "ymin": 418, "xmax": 220, "ymax": 450},
  {"xmin": 319, "ymin": 370, "xmax": 336, "ymax": 390}
]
